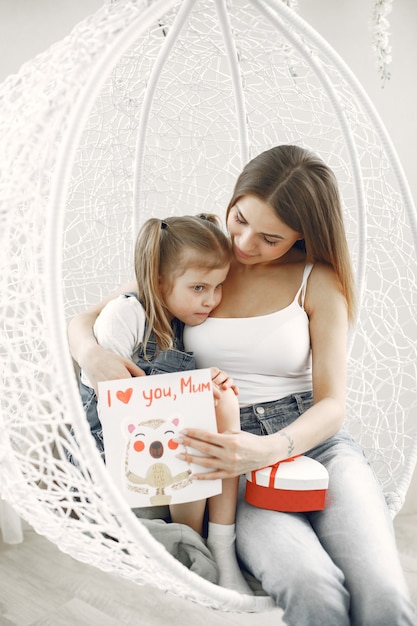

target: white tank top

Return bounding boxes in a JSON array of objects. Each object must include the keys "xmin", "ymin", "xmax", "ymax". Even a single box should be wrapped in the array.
[{"xmin": 183, "ymin": 264, "xmax": 313, "ymax": 407}]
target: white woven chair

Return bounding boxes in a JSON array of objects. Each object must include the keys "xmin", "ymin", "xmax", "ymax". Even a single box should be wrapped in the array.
[{"xmin": 1, "ymin": 0, "xmax": 417, "ymax": 613}]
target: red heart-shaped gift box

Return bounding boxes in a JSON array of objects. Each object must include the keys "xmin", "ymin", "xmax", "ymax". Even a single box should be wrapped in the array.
[{"xmin": 245, "ymin": 455, "xmax": 329, "ymax": 512}]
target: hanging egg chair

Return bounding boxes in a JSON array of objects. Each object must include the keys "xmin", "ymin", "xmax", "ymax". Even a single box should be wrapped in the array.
[{"xmin": 1, "ymin": 0, "xmax": 417, "ymax": 612}]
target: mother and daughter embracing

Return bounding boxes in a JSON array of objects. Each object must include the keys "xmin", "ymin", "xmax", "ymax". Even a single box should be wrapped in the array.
[{"xmin": 68, "ymin": 144, "xmax": 416, "ymax": 626}]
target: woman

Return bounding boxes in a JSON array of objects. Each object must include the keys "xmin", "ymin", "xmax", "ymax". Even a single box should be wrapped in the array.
[{"xmin": 68, "ymin": 145, "xmax": 416, "ymax": 625}]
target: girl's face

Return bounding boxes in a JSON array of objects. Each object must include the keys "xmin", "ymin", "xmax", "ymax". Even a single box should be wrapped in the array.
[
  {"xmin": 227, "ymin": 195, "xmax": 302, "ymax": 265},
  {"xmin": 160, "ymin": 264, "xmax": 229, "ymax": 325}
]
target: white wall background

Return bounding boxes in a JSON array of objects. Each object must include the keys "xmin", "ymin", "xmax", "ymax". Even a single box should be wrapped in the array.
[
  {"xmin": 1, "ymin": 0, "xmax": 416, "ymax": 513},
  {"xmin": 298, "ymin": 0, "xmax": 417, "ymax": 206}
]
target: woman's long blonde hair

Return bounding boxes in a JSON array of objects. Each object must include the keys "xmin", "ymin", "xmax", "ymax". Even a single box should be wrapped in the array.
[
  {"xmin": 134, "ymin": 214, "xmax": 231, "ymax": 354},
  {"xmin": 226, "ymin": 145, "xmax": 357, "ymax": 321}
]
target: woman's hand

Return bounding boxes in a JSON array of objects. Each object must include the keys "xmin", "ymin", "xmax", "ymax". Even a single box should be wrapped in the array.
[
  {"xmin": 175, "ymin": 428, "xmax": 272, "ymax": 480},
  {"xmin": 80, "ymin": 343, "xmax": 145, "ymax": 395}
]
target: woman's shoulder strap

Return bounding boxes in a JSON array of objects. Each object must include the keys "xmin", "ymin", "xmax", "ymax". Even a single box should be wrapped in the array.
[{"xmin": 299, "ymin": 263, "xmax": 314, "ymax": 309}]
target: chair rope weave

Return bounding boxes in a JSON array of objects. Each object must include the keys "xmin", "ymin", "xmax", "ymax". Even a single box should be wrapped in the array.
[{"xmin": 1, "ymin": 0, "xmax": 417, "ymax": 612}]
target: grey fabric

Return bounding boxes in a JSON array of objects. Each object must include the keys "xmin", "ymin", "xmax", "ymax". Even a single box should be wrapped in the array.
[
  {"xmin": 132, "ymin": 505, "xmax": 170, "ymax": 520},
  {"xmin": 140, "ymin": 518, "xmax": 219, "ymax": 584}
]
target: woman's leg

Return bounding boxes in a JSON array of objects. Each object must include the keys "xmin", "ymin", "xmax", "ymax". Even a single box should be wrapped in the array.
[
  {"xmin": 237, "ymin": 433, "xmax": 416, "ymax": 626},
  {"xmin": 236, "ymin": 393, "xmax": 349, "ymax": 622},
  {"xmin": 309, "ymin": 433, "xmax": 416, "ymax": 626},
  {"xmin": 236, "ymin": 478, "xmax": 351, "ymax": 626}
]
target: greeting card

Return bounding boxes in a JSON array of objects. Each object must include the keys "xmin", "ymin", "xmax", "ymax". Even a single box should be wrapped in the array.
[{"xmin": 98, "ymin": 368, "xmax": 221, "ymax": 507}]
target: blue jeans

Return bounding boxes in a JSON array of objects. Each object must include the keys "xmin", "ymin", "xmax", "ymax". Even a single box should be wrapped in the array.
[{"xmin": 236, "ymin": 392, "xmax": 416, "ymax": 625}]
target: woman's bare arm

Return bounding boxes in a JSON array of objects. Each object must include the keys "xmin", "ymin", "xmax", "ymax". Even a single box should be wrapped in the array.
[{"xmin": 67, "ymin": 279, "xmax": 143, "ymax": 392}]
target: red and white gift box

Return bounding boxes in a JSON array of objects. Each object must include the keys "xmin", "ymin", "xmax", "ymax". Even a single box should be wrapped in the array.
[{"xmin": 245, "ymin": 455, "xmax": 329, "ymax": 512}]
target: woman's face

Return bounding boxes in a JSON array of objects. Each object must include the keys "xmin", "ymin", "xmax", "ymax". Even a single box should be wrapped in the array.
[{"xmin": 227, "ymin": 195, "xmax": 303, "ymax": 265}]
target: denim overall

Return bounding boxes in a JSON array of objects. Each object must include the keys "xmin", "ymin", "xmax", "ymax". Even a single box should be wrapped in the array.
[{"xmin": 79, "ymin": 294, "xmax": 196, "ymax": 460}]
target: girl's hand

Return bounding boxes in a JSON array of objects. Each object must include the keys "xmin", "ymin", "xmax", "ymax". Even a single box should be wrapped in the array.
[
  {"xmin": 80, "ymin": 344, "xmax": 145, "ymax": 395},
  {"xmin": 175, "ymin": 428, "xmax": 271, "ymax": 480},
  {"xmin": 210, "ymin": 367, "xmax": 239, "ymax": 398}
]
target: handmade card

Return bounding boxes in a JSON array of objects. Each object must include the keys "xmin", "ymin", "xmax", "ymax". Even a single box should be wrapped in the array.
[{"xmin": 98, "ymin": 368, "xmax": 221, "ymax": 508}]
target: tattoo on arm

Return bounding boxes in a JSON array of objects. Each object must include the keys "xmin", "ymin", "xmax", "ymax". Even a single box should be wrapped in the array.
[{"xmin": 280, "ymin": 430, "xmax": 295, "ymax": 457}]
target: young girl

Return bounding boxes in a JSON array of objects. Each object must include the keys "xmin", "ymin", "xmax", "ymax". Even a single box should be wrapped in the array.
[{"xmin": 78, "ymin": 213, "xmax": 252, "ymax": 595}]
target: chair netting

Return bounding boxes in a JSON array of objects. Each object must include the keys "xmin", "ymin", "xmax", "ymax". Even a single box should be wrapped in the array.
[{"xmin": 1, "ymin": 0, "xmax": 417, "ymax": 612}]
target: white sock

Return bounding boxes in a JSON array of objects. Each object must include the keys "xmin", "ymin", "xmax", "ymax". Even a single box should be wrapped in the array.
[{"xmin": 206, "ymin": 522, "xmax": 253, "ymax": 595}]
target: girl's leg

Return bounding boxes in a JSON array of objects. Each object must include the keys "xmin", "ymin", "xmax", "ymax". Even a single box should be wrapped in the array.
[
  {"xmin": 168, "ymin": 372, "xmax": 239, "ymax": 536},
  {"xmin": 207, "ymin": 382, "xmax": 253, "ymax": 593},
  {"xmin": 208, "ymin": 377, "xmax": 241, "ymax": 525},
  {"xmin": 169, "ymin": 499, "xmax": 206, "ymax": 535}
]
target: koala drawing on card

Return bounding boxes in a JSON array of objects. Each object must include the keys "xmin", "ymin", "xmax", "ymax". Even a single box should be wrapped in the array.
[{"xmin": 123, "ymin": 415, "xmax": 193, "ymax": 505}]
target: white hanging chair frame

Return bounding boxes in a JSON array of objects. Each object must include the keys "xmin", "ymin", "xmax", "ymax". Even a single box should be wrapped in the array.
[{"xmin": 1, "ymin": 0, "xmax": 417, "ymax": 613}]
